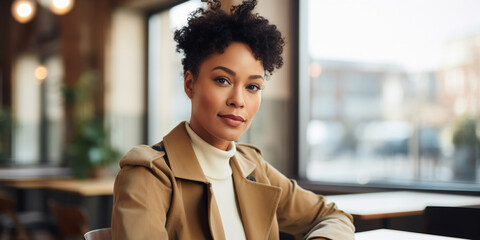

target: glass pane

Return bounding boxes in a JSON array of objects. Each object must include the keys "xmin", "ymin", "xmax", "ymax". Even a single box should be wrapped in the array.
[
  {"xmin": 147, "ymin": 0, "xmax": 204, "ymax": 144},
  {"xmin": 301, "ymin": 0, "xmax": 480, "ymax": 186},
  {"xmin": 13, "ymin": 54, "xmax": 41, "ymax": 165}
]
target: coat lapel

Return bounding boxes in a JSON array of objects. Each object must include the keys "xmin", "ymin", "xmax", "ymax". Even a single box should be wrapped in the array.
[
  {"xmin": 231, "ymin": 153, "xmax": 282, "ymax": 239},
  {"xmin": 163, "ymin": 122, "xmax": 282, "ymax": 239},
  {"xmin": 162, "ymin": 122, "xmax": 208, "ymax": 183},
  {"xmin": 207, "ymin": 187, "xmax": 226, "ymax": 240},
  {"xmin": 162, "ymin": 122, "xmax": 225, "ymax": 240}
]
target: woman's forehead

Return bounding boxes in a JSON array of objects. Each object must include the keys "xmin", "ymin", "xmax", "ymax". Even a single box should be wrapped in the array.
[{"xmin": 199, "ymin": 43, "xmax": 264, "ymax": 76}]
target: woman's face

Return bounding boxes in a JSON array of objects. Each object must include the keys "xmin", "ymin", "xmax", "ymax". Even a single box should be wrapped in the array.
[{"xmin": 185, "ymin": 42, "xmax": 264, "ymax": 150}]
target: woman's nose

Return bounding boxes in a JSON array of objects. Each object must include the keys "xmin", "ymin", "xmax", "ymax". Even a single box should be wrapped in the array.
[{"xmin": 226, "ymin": 87, "xmax": 245, "ymax": 108}]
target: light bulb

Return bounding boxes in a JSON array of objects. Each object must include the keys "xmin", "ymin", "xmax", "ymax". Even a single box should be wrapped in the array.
[
  {"xmin": 34, "ymin": 65, "xmax": 48, "ymax": 84},
  {"xmin": 11, "ymin": 0, "xmax": 36, "ymax": 24},
  {"xmin": 50, "ymin": 0, "xmax": 75, "ymax": 15}
]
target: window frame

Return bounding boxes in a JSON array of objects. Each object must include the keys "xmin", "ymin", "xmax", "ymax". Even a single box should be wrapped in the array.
[{"xmin": 296, "ymin": 0, "xmax": 480, "ymax": 196}]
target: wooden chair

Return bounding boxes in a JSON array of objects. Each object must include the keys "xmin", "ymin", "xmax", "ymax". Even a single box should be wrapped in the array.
[
  {"xmin": 83, "ymin": 228, "xmax": 111, "ymax": 240},
  {"xmin": 0, "ymin": 192, "xmax": 30, "ymax": 240},
  {"xmin": 49, "ymin": 200, "xmax": 89, "ymax": 240},
  {"xmin": 424, "ymin": 206, "xmax": 480, "ymax": 240}
]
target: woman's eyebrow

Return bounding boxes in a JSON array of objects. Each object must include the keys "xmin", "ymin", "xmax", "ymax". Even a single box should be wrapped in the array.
[
  {"xmin": 212, "ymin": 66, "xmax": 236, "ymax": 76},
  {"xmin": 248, "ymin": 75, "xmax": 264, "ymax": 80},
  {"xmin": 212, "ymin": 66, "xmax": 264, "ymax": 80}
]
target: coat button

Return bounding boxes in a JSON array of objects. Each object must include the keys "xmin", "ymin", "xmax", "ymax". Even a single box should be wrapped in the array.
[
  {"xmin": 246, "ymin": 176, "xmax": 256, "ymax": 182},
  {"xmin": 152, "ymin": 145, "xmax": 165, "ymax": 151}
]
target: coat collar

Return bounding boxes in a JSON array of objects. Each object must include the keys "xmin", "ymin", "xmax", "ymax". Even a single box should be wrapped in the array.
[
  {"xmin": 231, "ymin": 153, "xmax": 256, "ymax": 178},
  {"xmin": 231, "ymin": 154, "xmax": 282, "ymax": 240},
  {"xmin": 162, "ymin": 122, "xmax": 281, "ymax": 239},
  {"xmin": 162, "ymin": 122, "xmax": 258, "ymax": 182},
  {"xmin": 162, "ymin": 122, "xmax": 208, "ymax": 183}
]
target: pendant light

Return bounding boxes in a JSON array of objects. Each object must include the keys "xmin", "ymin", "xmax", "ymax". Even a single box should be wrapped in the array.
[
  {"xmin": 11, "ymin": 0, "xmax": 37, "ymax": 24},
  {"xmin": 11, "ymin": 0, "xmax": 75, "ymax": 24},
  {"xmin": 49, "ymin": 0, "xmax": 75, "ymax": 15}
]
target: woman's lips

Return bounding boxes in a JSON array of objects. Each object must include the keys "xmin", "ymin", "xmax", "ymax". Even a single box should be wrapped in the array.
[{"xmin": 219, "ymin": 114, "xmax": 245, "ymax": 127}]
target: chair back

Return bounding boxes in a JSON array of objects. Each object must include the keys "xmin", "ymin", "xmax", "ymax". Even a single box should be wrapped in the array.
[
  {"xmin": 49, "ymin": 200, "xmax": 89, "ymax": 239},
  {"xmin": 424, "ymin": 206, "xmax": 480, "ymax": 240},
  {"xmin": 0, "ymin": 192, "xmax": 30, "ymax": 240},
  {"xmin": 84, "ymin": 228, "xmax": 111, "ymax": 240},
  {"xmin": 0, "ymin": 192, "xmax": 16, "ymax": 211}
]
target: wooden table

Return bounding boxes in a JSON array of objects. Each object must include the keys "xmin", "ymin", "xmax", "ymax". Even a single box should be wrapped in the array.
[
  {"xmin": 2, "ymin": 176, "xmax": 114, "ymax": 196},
  {"xmin": 327, "ymin": 191, "xmax": 480, "ymax": 220},
  {"xmin": 355, "ymin": 229, "xmax": 467, "ymax": 240},
  {"xmin": 45, "ymin": 178, "xmax": 114, "ymax": 196},
  {"xmin": 44, "ymin": 178, "xmax": 115, "ymax": 229},
  {"xmin": 2, "ymin": 176, "xmax": 115, "ymax": 229}
]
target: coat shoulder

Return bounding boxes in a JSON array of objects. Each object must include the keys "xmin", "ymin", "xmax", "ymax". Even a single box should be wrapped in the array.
[
  {"xmin": 236, "ymin": 143, "xmax": 264, "ymax": 167},
  {"xmin": 236, "ymin": 143, "xmax": 263, "ymax": 156},
  {"xmin": 119, "ymin": 145, "xmax": 167, "ymax": 169}
]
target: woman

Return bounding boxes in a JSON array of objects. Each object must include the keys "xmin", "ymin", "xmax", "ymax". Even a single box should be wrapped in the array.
[{"xmin": 111, "ymin": 0, "xmax": 355, "ymax": 239}]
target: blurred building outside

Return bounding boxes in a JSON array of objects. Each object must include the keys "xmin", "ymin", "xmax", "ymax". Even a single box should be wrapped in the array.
[{"xmin": 305, "ymin": 24, "xmax": 480, "ymax": 185}]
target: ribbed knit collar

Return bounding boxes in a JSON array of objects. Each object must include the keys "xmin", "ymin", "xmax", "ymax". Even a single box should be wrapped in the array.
[{"xmin": 185, "ymin": 122, "xmax": 236, "ymax": 180}]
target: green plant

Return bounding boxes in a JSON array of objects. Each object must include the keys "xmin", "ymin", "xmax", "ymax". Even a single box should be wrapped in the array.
[
  {"xmin": 71, "ymin": 117, "xmax": 120, "ymax": 178},
  {"xmin": 452, "ymin": 115, "xmax": 480, "ymax": 147},
  {"xmin": 64, "ymin": 70, "xmax": 120, "ymax": 178},
  {"xmin": 451, "ymin": 115, "xmax": 479, "ymax": 181}
]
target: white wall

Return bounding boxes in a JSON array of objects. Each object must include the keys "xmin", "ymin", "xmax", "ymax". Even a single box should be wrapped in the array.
[{"xmin": 106, "ymin": 7, "xmax": 146, "ymax": 155}]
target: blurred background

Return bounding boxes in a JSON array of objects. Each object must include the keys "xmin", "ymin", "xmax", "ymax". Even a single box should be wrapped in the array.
[
  {"xmin": 300, "ymin": 0, "xmax": 480, "ymax": 188},
  {"xmin": 0, "ymin": 0, "xmax": 479, "ymax": 239}
]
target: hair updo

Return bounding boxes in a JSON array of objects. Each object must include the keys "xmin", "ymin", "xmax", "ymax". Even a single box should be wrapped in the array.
[{"xmin": 174, "ymin": 0, "xmax": 285, "ymax": 77}]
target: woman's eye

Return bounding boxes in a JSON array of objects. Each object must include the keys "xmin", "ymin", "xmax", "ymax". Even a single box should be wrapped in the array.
[
  {"xmin": 247, "ymin": 84, "xmax": 262, "ymax": 92},
  {"xmin": 214, "ymin": 77, "xmax": 230, "ymax": 85}
]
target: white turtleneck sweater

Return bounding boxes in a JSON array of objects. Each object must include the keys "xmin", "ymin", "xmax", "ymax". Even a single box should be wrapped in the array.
[{"xmin": 185, "ymin": 123, "xmax": 247, "ymax": 240}]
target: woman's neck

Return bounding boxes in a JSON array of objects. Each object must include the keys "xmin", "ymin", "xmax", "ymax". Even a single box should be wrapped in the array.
[
  {"xmin": 188, "ymin": 119, "xmax": 231, "ymax": 150},
  {"xmin": 185, "ymin": 122, "xmax": 236, "ymax": 179}
]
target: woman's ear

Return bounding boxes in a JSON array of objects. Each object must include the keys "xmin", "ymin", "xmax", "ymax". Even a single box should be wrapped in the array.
[{"xmin": 184, "ymin": 70, "xmax": 194, "ymax": 99}]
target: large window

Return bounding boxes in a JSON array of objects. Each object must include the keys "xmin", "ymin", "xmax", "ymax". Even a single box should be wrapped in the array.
[
  {"xmin": 147, "ymin": 0, "xmax": 203, "ymax": 144},
  {"xmin": 299, "ymin": 0, "xmax": 480, "ymax": 189},
  {"xmin": 7, "ymin": 53, "xmax": 65, "ymax": 166}
]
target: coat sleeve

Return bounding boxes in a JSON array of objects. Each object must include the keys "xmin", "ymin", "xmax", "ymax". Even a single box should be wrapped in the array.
[
  {"xmin": 111, "ymin": 165, "xmax": 172, "ymax": 240},
  {"xmin": 263, "ymin": 161, "xmax": 355, "ymax": 240}
]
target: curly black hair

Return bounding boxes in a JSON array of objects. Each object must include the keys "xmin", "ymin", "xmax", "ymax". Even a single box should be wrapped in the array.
[{"xmin": 174, "ymin": 0, "xmax": 285, "ymax": 77}]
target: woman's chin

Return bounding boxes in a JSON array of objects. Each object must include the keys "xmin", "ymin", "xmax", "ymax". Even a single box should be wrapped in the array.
[{"xmin": 220, "ymin": 130, "xmax": 246, "ymax": 142}]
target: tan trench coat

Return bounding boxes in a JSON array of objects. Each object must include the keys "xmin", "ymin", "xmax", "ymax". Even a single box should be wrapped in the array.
[{"xmin": 111, "ymin": 122, "xmax": 354, "ymax": 239}]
